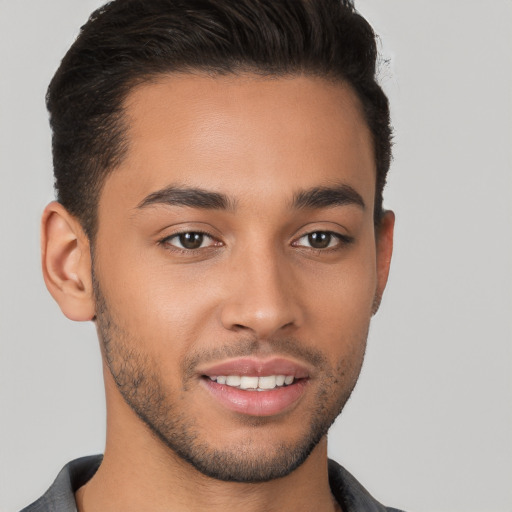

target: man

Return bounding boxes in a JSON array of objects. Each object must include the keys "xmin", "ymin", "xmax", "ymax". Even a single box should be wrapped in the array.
[{"xmin": 22, "ymin": 0, "xmax": 400, "ymax": 510}]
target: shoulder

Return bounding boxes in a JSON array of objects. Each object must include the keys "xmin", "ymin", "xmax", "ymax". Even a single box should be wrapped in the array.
[
  {"xmin": 328, "ymin": 459, "xmax": 406, "ymax": 512},
  {"xmin": 20, "ymin": 455, "xmax": 102, "ymax": 512}
]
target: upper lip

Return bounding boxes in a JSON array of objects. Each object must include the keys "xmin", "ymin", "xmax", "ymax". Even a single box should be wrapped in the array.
[{"xmin": 198, "ymin": 357, "xmax": 311, "ymax": 379}]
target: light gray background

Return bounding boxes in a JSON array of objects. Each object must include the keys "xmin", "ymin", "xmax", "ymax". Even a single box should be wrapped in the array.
[{"xmin": 1, "ymin": 1, "xmax": 511, "ymax": 511}]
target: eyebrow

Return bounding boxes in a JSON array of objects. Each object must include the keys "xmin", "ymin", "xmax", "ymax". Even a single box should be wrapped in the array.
[
  {"xmin": 292, "ymin": 184, "xmax": 365, "ymax": 210},
  {"xmin": 137, "ymin": 185, "xmax": 235, "ymax": 211},
  {"xmin": 136, "ymin": 182, "xmax": 365, "ymax": 212}
]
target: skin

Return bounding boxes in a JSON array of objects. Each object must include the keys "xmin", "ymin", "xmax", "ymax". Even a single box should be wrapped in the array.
[{"xmin": 42, "ymin": 74, "xmax": 394, "ymax": 512}]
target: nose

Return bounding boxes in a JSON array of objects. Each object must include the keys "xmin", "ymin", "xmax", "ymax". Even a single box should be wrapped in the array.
[{"xmin": 219, "ymin": 248, "xmax": 303, "ymax": 339}]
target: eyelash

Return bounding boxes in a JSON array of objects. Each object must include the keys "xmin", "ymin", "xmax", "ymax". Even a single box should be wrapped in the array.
[
  {"xmin": 158, "ymin": 230, "xmax": 219, "ymax": 255},
  {"xmin": 158, "ymin": 230, "xmax": 353, "ymax": 255},
  {"xmin": 292, "ymin": 231, "xmax": 354, "ymax": 252}
]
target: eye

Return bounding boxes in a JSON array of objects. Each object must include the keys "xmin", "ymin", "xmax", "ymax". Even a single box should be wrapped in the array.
[
  {"xmin": 162, "ymin": 232, "xmax": 217, "ymax": 250},
  {"xmin": 294, "ymin": 231, "xmax": 351, "ymax": 250}
]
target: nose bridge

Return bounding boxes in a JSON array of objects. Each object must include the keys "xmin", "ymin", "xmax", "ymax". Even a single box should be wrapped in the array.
[{"xmin": 220, "ymin": 240, "xmax": 301, "ymax": 337}]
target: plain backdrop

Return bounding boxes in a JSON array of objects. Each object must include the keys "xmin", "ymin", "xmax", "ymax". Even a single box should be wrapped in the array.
[{"xmin": 1, "ymin": 1, "xmax": 511, "ymax": 511}]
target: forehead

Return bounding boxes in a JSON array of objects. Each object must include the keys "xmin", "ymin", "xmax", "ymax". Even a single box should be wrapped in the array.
[{"xmin": 102, "ymin": 73, "xmax": 375, "ymax": 212}]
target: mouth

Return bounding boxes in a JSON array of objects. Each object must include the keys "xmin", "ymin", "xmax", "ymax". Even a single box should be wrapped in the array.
[
  {"xmin": 198, "ymin": 357, "xmax": 310, "ymax": 417},
  {"xmin": 206, "ymin": 374, "xmax": 296, "ymax": 391}
]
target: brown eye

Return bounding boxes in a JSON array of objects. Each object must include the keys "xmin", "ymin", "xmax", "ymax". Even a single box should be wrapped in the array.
[
  {"xmin": 307, "ymin": 232, "xmax": 333, "ymax": 249},
  {"xmin": 178, "ymin": 232, "xmax": 204, "ymax": 249},
  {"xmin": 293, "ymin": 230, "xmax": 352, "ymax": 251},
  {"xmin": 164, "ymin": 232, "xmax": 215, "ymax": 250}
]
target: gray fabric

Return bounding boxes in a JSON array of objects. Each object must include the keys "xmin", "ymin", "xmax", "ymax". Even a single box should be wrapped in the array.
[
  {"xmin": 328, "ymin": 460, "xmax": 405, "ymax": 512},
  {"xmin": 21, "ymin": 456, "xmax": 101, "ymax": 512},
  {"xmin": 21, "ymin": 456, "xmax": 405, "ymax": 511}
]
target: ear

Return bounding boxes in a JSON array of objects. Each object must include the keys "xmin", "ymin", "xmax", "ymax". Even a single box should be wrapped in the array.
[
  {"xmin": 372, "ymin": 210, "xmax": 395, "ymax": 315},
  {"xmin": 41, "ymin": 201, "xmax": 95, "ymax": 321}
]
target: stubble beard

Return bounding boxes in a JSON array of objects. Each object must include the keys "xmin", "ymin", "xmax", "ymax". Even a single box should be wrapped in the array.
[{"xmin": 93, "ymin": 278, "xmax": 367, "ymax": 483}]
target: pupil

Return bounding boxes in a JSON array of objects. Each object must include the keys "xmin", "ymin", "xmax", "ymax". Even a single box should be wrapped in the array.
[
  {"xmin": 308, "ymin": 232, "xmax": 331, "ymax": 249},
  {"xmin": 180, "ymin": 232, "xmax": 203, "ymax": 249}
]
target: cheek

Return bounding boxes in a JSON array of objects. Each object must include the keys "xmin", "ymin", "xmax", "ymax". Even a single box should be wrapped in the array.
[
  {"xmin": 303, "ymin": 246, "xmax": 377, "ymax": 357},
  {"xmin": 308, "ymin": 249, "xmax": 377, "ymax": 322},
  {"xmin": 96, "ymin": 245, "xmax": 220, "ymax": 352}
]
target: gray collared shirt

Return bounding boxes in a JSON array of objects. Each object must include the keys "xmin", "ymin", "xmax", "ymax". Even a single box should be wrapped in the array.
[{"xmin": 21, "ymin": 455, "xmax": 405, "ymax": 512}]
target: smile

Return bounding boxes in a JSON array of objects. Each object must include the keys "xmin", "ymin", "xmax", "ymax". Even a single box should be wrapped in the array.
[
  {"xmin": 207, "ymin": 374, "xmax": 295, "ymax": 391},
  {"xmin": 199, "ymin": 357, "xmax": 310, "ymax": 416}
]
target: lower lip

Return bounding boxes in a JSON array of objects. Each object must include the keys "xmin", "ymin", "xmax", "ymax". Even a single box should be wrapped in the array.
[{"xmin": 202, "ymin": 378, "xmax": 308, "ymax": 417}]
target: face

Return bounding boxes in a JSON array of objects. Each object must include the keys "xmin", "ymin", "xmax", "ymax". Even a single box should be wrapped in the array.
[{"xmin": 92, "ymin": 74, "xmax": 391, "ymax": 482}]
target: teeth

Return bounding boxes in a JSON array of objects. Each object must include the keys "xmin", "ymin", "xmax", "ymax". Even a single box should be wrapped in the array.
[
  {"xmin": 210, "ymin": 374, "xmax": 295, "ymax": 390},
  {"xmin": 258, "ymin": 375, "xmax": 276, "ymax": 389},
  {"xmin": 240, "ymin": 376, "xmax": 259, "ymax": 389},
  {"xmin": 275, "ymin": 375, "xmax": 286, "ymax": 386},
  {"xmin": 226, "ymin": 375, "xmax": 241, "ymax": 387}
]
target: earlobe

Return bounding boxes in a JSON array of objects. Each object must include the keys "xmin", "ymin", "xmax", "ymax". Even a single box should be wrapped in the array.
[
  {"xmin": 372, "ymin": 210, "xmax": 395, "ymax": 315},
  {"xmin": 41, "ymin": 201, "xmax": 95, "ymax": 321}
]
